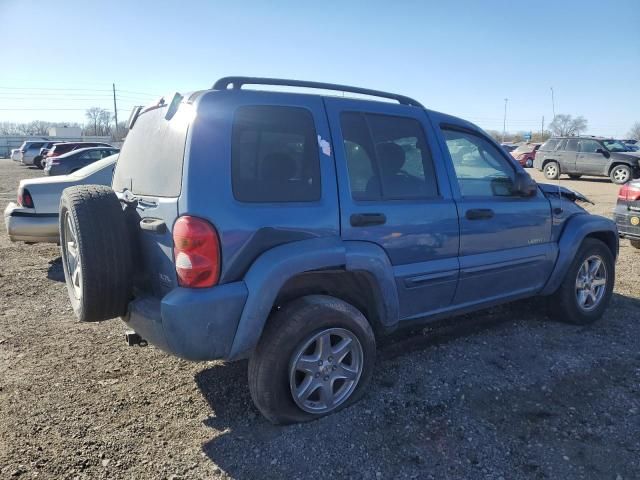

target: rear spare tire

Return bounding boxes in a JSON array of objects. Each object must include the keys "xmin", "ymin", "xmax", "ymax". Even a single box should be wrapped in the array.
[{"xmin": 59, "ymin": 185, "xmax": 132, "ymax": 322}]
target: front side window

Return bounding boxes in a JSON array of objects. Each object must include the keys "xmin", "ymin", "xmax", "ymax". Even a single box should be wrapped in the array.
[
  {"xmin": 340, "ymin": 112, "xmax": 438, "ymax": 200},
  {"xmin": 232, "ymin": 105, "xmax": 321, "ymax": 203},
  {"xmin": 442, "ymin": 128, "xmax": 516, "ymax": 197},
  {"xmin": 578, "ymin": 140, "xmax": 601, "ymax": 153}
]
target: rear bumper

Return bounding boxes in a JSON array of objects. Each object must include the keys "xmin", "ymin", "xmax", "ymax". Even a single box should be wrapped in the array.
[
  {"xmin": 4, "ymin": 203, "xmax": 59, "ymax": 243},
  {"xmin": 613, "ymin": 205, "xmax": 640, "ymax": 239},
  {"xmin": 122, "ymin": 282, "xmax": 248, "ymax": 361}
]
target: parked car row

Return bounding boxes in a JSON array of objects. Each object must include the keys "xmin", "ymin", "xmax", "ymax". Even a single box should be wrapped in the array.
[
  {"xmin": 4, "ymin": 154, "xmax": 118, "ymax": 243},
  {"xmin": 12, "ymin": 140, "xmax": 116, "ymax": 170}
]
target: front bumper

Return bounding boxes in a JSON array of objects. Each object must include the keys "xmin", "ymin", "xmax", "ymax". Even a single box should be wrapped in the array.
[
  {"xmin": 4, "ymin": 202, "xmax": 59, "ymax": 243},
  {"xmin": 122, "ymin": 282, "xmax": 248, "ymax": 361},
  {"xmin": 613, "ymin": 204, "xmax": 640, "ymax": 239}
]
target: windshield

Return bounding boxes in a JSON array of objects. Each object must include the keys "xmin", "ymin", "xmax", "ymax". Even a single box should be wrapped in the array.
[
  {"xmin": 603, "ymin": 140, "xmax": 631, "ymax": 152},
  {"xmin": 69, "ymin": 154, "xmax": 118, "ymax": 178}
]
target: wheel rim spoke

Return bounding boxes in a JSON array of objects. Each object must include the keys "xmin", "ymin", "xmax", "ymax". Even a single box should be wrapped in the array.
[{"xmin": 575, "ymin": 255, "xmax": 606, "ymax": 311}]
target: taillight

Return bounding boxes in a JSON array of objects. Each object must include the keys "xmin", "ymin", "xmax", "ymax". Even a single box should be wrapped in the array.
[
  {"xmin": 173, "ymin": 216, "xmax": 220, "ymax": 288},
  {"xmin": 17, "ymin": 187, "xmax": 34, "ymax": 208},
  {"xmin": 618, "ymin": 183, "xmax": 640, "ymax": 202}
]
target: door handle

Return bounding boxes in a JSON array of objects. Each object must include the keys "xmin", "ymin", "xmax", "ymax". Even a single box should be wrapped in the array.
[
  {"xmin": 350, "ymin": 213, "xmax": 387, "ymax": 227},
  {"xmin": 465, "ymin": 208, "xmax": 494, "ymax": 220}
]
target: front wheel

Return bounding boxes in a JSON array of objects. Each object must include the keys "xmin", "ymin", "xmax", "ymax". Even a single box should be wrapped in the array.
[
  {"xmin": 547, "ymin": 238, "xmax": 614, "ymax": 325},
  {"xmin": 610, "ymin": 165, "xmax": 631, "ymax": 184},
  {"xmin": 248, "ymin": 295, "xmax": 376, "ymax": 424},
  {"xmin": 544, "ymin": 161, "xmax": 560, "ymax": 180},
  {"xmin": 33, "ymin": 156, "xmax": 44, "ymax": 169}
]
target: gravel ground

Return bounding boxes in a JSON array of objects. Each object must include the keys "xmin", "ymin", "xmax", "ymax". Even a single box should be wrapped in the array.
[{"xmin": 1, "ymin": 159, "xmax": 639, "ymax": 480}]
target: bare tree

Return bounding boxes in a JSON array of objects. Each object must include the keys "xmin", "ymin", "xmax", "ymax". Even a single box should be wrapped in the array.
[
  {"xmin": 85, "ymin": 107, "xmax": 112, "ymax": 136},
  {"xmin": 548, "ymin": 114, "xmax": 588, "ymax": 136},
  {"xmin": 627, "ymin": 122, "xmax": 640, "ymax": 141}
]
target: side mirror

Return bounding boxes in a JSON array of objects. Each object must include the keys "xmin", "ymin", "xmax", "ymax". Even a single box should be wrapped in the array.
[
  {"xmin": 514, "ymin": 171, "xmax": 537, "ymax": 197},
  {"xmin": 596, "ymin": 148, "xmax": 610, "ymax": 158}
]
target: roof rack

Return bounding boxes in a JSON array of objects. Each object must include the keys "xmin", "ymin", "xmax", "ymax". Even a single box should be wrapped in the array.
[{"xmin": 212, "ymin": 76, "xmax": 424, "ymax": 108}]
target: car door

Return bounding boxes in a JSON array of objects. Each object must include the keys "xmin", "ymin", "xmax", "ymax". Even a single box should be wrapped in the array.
[
  {"xmin": 434, "ymin": 119, "xmax": 556, "ymax": 307},
  {"xmin": 562, "ymin": 138, "xmax": 579, "ymax": 173},
  {"xmin": 577, "ymin": 139, "xmax": 608, "ymax": 175},
  {"xmin": 324, "ymin": 98, "xmax": 459, "ymax": 321}
]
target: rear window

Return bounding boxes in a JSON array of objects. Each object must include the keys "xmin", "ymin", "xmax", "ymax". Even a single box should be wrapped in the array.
[
  {"xmin": 231, "ymin": 105, "xmax": 321, "ymax": 203},
  {"xmin": 540, "ymin": 138, "xmax": 560, "ymax": 151},
  {"xmin": 112, "ymin": 106, "xmax": 189, "ymax": 197}
]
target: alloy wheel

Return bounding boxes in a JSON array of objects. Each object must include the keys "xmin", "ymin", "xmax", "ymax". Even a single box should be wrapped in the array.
[
  {"xmin": 289, "ymin": 328, "xmax": 363, "ymax": 414},
  {"xmin": 63, "ymin": 211, "xmax": 82, "ymax": 300},
  {"xmin": 575, "ymin": 255, "xmax": 607, "ymax": 311}
]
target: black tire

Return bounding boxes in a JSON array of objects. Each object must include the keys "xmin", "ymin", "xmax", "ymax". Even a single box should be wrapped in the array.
[
  {"xmin": 568, "ymin": 174, "xmax": 582, "ymax": 180},
  {"xmin": 610, "ymin": 164, "xmax": 632, "ymax": 185},
  {"xmin": 544, "ymin": 161, "xmax": 560, "ymax": 180},
  {"xmin": 525, "ymin": 158, "xmax": 533, "ymax": 168},
  {"xmin": 630, "ymin": 239, "xmax": 640, "ymax": 249},
  {"xmin": 248, "ymin": 295, "xmax": 376, "ymax": 424},
  {"xmin": 34, "ymin": 156, "xmax": 44, "ymax": 169},
  {"xmin": 547, "ymin": 238, "xmax": 614, "ymax": 325},
  {"xmin": 59, "ymin": 185, "xmax": 132, "ymax": 322}
]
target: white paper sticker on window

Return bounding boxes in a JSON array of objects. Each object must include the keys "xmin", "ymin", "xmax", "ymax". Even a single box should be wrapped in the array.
[{"xmin": 318, "ymin": 135, "xmax": 331, "ymax": 157}]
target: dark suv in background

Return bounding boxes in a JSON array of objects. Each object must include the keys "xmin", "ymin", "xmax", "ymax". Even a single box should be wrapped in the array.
[{"xmin": 534, "ymin": 136, "xmax": 640, "ymax": 184}]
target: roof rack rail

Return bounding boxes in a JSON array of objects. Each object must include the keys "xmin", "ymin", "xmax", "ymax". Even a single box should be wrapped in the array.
[{"xmin": 212, "ymin": 76, "xmax": 424, "ymax": 108}]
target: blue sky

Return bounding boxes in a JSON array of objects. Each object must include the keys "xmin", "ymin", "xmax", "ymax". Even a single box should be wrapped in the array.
[{"xmin": 1, "ymin": 0, "xmax": 639, "ymax": 136}]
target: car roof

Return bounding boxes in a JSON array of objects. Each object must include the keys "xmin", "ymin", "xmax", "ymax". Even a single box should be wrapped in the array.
[{"xmin": 57, "ymin": 146, "xmax": 117, "ymax": 158}]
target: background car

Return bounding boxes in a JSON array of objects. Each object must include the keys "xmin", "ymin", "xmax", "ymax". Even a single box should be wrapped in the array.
[
  {"xmin": 510, "ymin": 142, "xmax": 541, "ymax": 168},
  {"xmin": 44, "ymin": 146, "xmax": 119, "ymax": 176},
  {"xmin": 45, "ymin": 141, "xmax": 114, "ymax": 162},
  {"xmin": 613, "ymin": 180, "xmax": 640, "ymax": 249},
  {"xmin": 4, "ymin": 154, "xmax": 118, "ymax": 244},
  {"xmin": 10, "ymin": 148, "xmax": 22, "ymax": 161},
  {"xmin": 16, "ymin": 140, "xmax": 49, "ymax": 165},
  {"xmin": 32, "ymin": 141, "xmax": 60, "ymax": 169},
  {"xmin": 501, "ymin": 143, "xmax": 518, "ymax": 153}
]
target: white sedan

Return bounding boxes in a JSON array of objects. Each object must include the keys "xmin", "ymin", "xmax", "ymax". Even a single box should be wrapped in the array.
[{"xmin": 4, "ymin": 154, "xmax": 118, "ymax": 244}]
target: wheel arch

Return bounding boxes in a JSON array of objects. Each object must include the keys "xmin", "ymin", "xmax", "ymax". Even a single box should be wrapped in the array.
[
  {"xmin": 540, "ymin": 214, "xmax": 618, "ymax": 295},
  {"xmin": 607, "ymin": 162, "xmax": 632, "ymax": 175},
  {"xmin": 227, "ymin": 238, "xmax": 398, "ymax": 360}
]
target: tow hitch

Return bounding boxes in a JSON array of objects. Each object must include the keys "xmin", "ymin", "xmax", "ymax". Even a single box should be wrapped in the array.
[{"xmin": 125, "ymin": 330, "xmax": 148, "ymax": 347}]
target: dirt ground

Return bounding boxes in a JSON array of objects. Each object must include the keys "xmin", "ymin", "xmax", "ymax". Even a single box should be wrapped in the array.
[{"xmin": 1, "ymin": 159, "xmax": 638, "ymax": 480}]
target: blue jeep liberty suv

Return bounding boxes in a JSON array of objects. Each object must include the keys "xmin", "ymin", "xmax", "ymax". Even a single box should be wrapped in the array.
[{"xmin": 59, "ymin": 77, "xmax": 618, "ymax": 424}]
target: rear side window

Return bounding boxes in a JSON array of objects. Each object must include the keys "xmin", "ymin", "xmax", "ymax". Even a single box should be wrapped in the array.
[
  {"xmin": 540, "ymin": 138, "xmax": 559, "ymax": 151},
  {"xmin": 566, "ymin": 139, "xmax": 578, "ymax": 152},
  {"xmin": 578, "ymin": 139, "xmax": 601, "ymax": 153},
  {"xmin": 231, "ymin": 105, "xmax": 321, "ymax": 203},
  {"xmin": 340, "ymin": 112, "xmax": 438, "ymax": 201}
]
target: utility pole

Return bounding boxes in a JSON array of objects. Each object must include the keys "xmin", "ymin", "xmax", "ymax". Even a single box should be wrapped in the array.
[
  {"xmin": 541, "ymin": 116, "xmax": 544, "ymax": 137},
  {"xmin": 550, "ymin": 87, "xmax": 555, "ymax": 119},
  {"xmin": 112, "ymin": 83, "xmax": 119, "ymax": 140},
  {"xmin": 502, "ymin": 98, "xmax": 508, "ymax": 143}
]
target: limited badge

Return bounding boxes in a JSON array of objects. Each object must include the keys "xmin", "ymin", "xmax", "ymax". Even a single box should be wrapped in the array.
[{"xmin": 631, "ymin": 216, "xmax": 640, "ymax": 226}]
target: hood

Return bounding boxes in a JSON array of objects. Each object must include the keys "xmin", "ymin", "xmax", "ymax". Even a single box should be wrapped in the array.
[
  {"xmin": 538, "ymin": 182, "xmax": 594, "ymax": 204},
  {"xmin": 616, "ymin": 152, "xmax": 640, "ymax": 161}
]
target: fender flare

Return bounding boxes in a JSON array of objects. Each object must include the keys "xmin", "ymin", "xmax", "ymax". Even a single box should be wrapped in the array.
[
  {"xmin": 227, "ymin": 237, "xmax": 398, "ymax": 360},
  {"xmin": 540, "ymin": 214, "xmax": 618, "ymax": 295}
]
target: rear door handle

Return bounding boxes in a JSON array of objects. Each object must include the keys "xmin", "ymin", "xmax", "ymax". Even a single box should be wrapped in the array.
[
  {"xmin": 350, "ymin": 213, "xmax": 387, "ymax": 227},
  {"xmin": 465, "ymin": 208, "xmax": 494, "ymax": 220}
]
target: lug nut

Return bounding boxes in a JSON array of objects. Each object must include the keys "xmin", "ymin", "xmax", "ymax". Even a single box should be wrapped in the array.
[
  {"xmin": 328, "ymin": 356, "xmax": 333, "ymax": 362},
  {"xmin": 332, "ymin": 365, "xmax": 337, "ymax": 371},
  {"xmin": 314, "ymin": 372, "xmax": 320, "ymax": 378},
  {"xmin": 323, "ymin": 376, "xmax": 329, "ymax": 381}
]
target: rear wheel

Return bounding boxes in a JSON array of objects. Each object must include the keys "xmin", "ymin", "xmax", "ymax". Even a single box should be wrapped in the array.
[
  {"xmin": 248, "ymin": 295, "xmax": 376, "ymax": 424},
  {"xmin": 547, "ymin": 238, "xmax": 614, "ymax": 325},
  {"xmin": 33, "ymin": 156, "xmax": 44, "ymax": 169},
  {"xmin": 610, "ymin": 165, "xmax": 631, "ymax": 184},
  {"xmin": 60, "ymin": 185, "xmax": 132, "ymax": 322},
  {"xmin": 525, "ymin": 158, "xmax": 533, "ymax": 168},
  {"xmin": 544, "ymin": 161, "xmax": 560, "ymax": 180}
]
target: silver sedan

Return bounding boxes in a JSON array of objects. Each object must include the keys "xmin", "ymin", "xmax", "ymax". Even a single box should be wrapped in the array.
[{"xmin": 4, "ymin": 154, "xmax": 118, "ymax": 244}]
